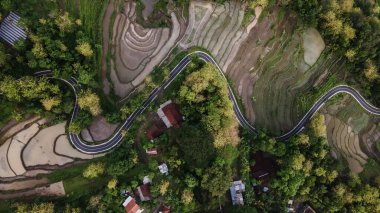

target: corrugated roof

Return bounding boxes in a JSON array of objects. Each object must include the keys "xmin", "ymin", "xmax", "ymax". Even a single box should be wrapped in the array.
[{"xmin": 0, "ymin": 12, "xmax": 27, "ymax": 46}]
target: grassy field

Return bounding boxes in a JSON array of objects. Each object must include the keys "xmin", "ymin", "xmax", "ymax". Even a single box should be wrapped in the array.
[
  {"xmin": 61, "ymin": 0, "xmax": 109, "ymax": 70},
  {"xmin": 298, "ymin": 74, "xmax": 339, "ymax": 114},
  {"xmin": 63, "ymin": 175, "xmax": 107, "ymax": 198},
  {"xmin": 45, "ymin": 162, "xmax": 89, "ymax": 182},
  {"xmin": 360, "ymin": 158, "xmax": 380, "ymax": 182}
]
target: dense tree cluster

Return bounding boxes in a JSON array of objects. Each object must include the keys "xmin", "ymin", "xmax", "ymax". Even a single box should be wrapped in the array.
[
  {"xmin": 243, "ymin": 122, "xmax": 380, "ymax": 212},
  {"xmin": 289, "ymin": 0, "xmax": 380, "ymax": 101}
]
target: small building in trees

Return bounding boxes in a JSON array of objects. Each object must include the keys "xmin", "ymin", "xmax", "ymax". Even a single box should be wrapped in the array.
[
  {"xmin": 299, "ymin": 204, "xmax": 316, "ymax": 213},
  {"xmin": 158, "ymin": 205, "xmax": 171, "ymax": 213},
  {"xmin": 146, "ymin": 122, "xmax": 166, "ymax": 140},
  {"xmin": 146, "ymin": 100, "xmax": 183, "ymax": 140},
  {"xmin": 158, "ymin": 163, "xmax": 169, "ymax": 175},
  {"xmin": 134, "ymin": 183, "xmax": 152, "ymax": 201},
  {"xmin": 251, "ymin": 151, "xmax": 277, "ymax": 195},
  {"xmin": 134, "ymin": 176, "xmax": 152, "ymax": 202},
  {"xmin": 122, "ymin": 196, "xmax": 144, "ymax": 213},
  {"xmin": 0, "ymin": 12, "xmax": 27, "ymax": 46},
  {"xmin": 230, "ymin": 180, "xmax": 246, "ymax": 205},
  {"xmin": 146, "ymin": 148, "xmax": 158, "ymax": 155},
  {"xmin": 157, "ymin": 100, "xmax": 183, "ymax": 128}
]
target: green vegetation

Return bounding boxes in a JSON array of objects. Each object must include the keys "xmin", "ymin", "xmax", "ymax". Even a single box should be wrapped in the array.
[
  {"xmin": 298, "ymin": 74, "xmax": 339, "ymax": 114},
  {"xmin": 241, "ymin": 126, "xmax": 380, "ymax": 212},
  {"xmin": 377, "ymin": 140, "xmax": 380, "ymax": 153},
  {"xmin": 289, "ymin": 0, "xmax": 380, "ymax": 101},
  {"xmin": 1, "ymin": 0, "xmax": 380, "ymax": 212},
  {"xmin": 0, "ymin": 0, "xmax": 109, "ymax": 129}
]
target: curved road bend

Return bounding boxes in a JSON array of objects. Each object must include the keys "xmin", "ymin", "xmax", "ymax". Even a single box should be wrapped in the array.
[{"xmin": 33, "ymin": 51, "xmax": 380, "ymax": 154}]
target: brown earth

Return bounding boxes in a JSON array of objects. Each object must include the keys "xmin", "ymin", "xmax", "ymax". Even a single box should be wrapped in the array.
[
  {"xmin": 0, "ymin": 181, "xmax": 65, "ymax": 200},
  {"xmin": 0, "ymin": 178, "xmax": 49, "ymax": 191}
]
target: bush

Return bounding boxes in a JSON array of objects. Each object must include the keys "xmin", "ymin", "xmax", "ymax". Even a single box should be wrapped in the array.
[{"xmin": 83, "ymin": 162, "xmax": 105, "ymax": 179}]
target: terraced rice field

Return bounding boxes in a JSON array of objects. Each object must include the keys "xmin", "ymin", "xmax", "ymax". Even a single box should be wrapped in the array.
[
  {"xmin": 325, "ymin": 114, "xmax": 369, "ymax": 173},
  {"xmin": 179, "ymin": 1, "xmax": 260, "ymax": 72},
  {"xmin": 246, "ymin": 25, "xmax": 337, "ymax": 134},
  {"xmin": 324, "ymin": 96, "xmax": 380, "ymax": 169},
  {"xmin": 0, "ymin": 120, "xmax": 102, "ymax": 180},
  {"xmin": 109, "ymin": 1, "xmax": 180, "ymax": 97}
]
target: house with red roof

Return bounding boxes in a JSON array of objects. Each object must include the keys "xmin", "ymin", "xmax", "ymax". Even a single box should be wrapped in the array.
[
  {"xmin": 158, "ymin": 205, "xmax": 171, "ymax": 213},
  {"xmin": 122, "ymin": 196, "xmax": 143, "ymax": 213},
  {"xmin": 146, "ymin": 100, "xmax": 183, "ymax": 140},
  {"xmin": 134, "ymin": 183, "xmax": 152, "ymax": 201},
  {"xmin": 157, "ymin": 100, "xmax": 183, "ymax": 128}
]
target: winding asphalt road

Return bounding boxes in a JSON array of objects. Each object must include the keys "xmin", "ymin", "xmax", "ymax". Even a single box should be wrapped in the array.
[{"xmin": 33, "ymin": 51, "xmax": 380, "ymax": 154}]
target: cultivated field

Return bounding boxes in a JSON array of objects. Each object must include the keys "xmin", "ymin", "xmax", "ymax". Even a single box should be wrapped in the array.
[
  {"xmin": 179, "ymin": 1, "xmax": 261, "ymax": 72},
  {"xmin": 0, "ymin": 119, "xmax": 103, "ymax": 195},
  {"xmin": 323, "ymin": 95, "xmax": 380, "ymax": 171},
  {"xmin": 325, "ymin": 114, "xmax": 368, "ymax": 173},
  {"xmin": 108, "ymin": 1, "xmax": 181, "ymax": 97},
  {"xmin": 222, "ymin": 4, "xmax": 335, "ymax": 136}
]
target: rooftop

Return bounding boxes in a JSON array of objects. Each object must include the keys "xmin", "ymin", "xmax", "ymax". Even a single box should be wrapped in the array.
[
  {"xmin": 122, "ymin": 196, "xmax": 143, "ymax": 213},
  {"xmin": 157, "ymin": 100, "xmax": 183, "ymax": 129},
  {"xmin": 134, "ymin": 183, "xmax": 152, "ymax": 202},
  {"xmin": 0, "ymin": 12, "xmax": 27, "ymax": 46},
  {"xmin": 230, "ymin": 180, "xmax": 245, "ymax": 205},
  {"xmin": 158, "ymin": 163, "xmax": 169, "ymax": 175}
]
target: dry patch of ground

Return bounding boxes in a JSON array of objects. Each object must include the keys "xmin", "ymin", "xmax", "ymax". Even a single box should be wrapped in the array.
[
  {"xmin": 0, "ymin": 178, "xmax": 49, "ymax": 191},
  {"xmin": 303, "ymin": 28, "xmax": 325, "ymax": 66},
  {"xmin": 0, "ymin": 116, "xmax": 40, "ymax": 145},
  {"xmin": 141, "ymin": 0, "xmax": 154, "ymax": 20},
  {"xmin": 22, "ymin": 123, "xmax": 74, "ymax": 167},
  {"xmin": 0, "ymin": 119, "xmax": 104, "ymax": 194},
  {"xmin": 109, "ymin": 1, "xmax": 181, "ymax": 97},
  {"xmin": 0, "ymin": 181, "xmax": 65, "ymax": 200},
  {"xmin": 81, "ymin": 116, "xmax": 118, "ymax": 141},
  {"xmin": 0, "ymin": 139, "xmax": 15, "ymax": 178},
  {"xmin": 55, "ymin": 135, "xmax": 103, "ymax": 159}
]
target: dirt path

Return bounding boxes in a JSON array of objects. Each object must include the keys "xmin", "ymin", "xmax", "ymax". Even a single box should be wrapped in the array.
[
  {"xmin": 0, "ymin": 178, "xmax": 49, "ymax": 191},
  {"xmin": 101, "ymin": 0, "xmax": 116, "ymax": 95},
  {"xmin": 0, "ymin": 181, "xmax": 65, "ymax": 200}
]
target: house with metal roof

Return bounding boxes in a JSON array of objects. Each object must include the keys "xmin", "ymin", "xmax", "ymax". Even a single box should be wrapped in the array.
[
  {"xmin": 230, "ymin": 180, "xmax": 246, "ymax": 205},
  {"xmin": 0, "ymin": 12, "xmax": 27, "ymax": 46}
]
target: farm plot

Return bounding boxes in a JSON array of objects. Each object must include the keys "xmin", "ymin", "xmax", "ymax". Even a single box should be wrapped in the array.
[
  {"xmin": 325, "ymin": 114, "xmax": 368, "ymax": 173},
  {"xmin": 109, "ymin": 1, "xmax": 181, "ymax": 97},
  {"xmin": 246, "ymin": 24, "xmax": 334, "ymax": 134},
  {"xmin": 179, "ymin": 1, "xmax": 260, "ymax": 72},
  {"xmin": 325, "ymin": 96, "xmax": 380, "ymax": 163},
  {"xmin": 0, "ymin": 120, "xmax": 102, "ymax": 181}
]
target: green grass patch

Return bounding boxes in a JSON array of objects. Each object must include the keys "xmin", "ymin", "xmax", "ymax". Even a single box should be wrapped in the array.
[
  {"xmin": 277, "ymin": 7, "xmax": 286, "ymax": 23},
  {"xmin": 360, "ymin": 158, "xmax": 380, "ymax": 182},
  {"xmin": 298, "ymin": 74, "xmax": 339, "ymax": 115},
  {"xmin": 61, "ymin": 0, "xmax": 78, "ymax": 16},
  {"xmin": 0, "ymin": 201, "xmax": 12, "ymax": 213},
  {"xmin": 376, "ymin": 140, "xmax": 380, "ymax": 153},
  {"xmin": 45, "ymin": 162, "xmax": 89, "ymax": 182},
  {"xmin": 63, "ymin": 175, "xmax": 107, "ymax": 198}
]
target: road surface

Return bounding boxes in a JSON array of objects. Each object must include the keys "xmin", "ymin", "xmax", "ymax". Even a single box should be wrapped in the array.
[{"xmin": 33, "ymin": 51, "xmax": 380, "ymax": 154}]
